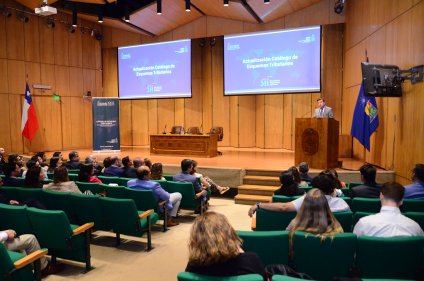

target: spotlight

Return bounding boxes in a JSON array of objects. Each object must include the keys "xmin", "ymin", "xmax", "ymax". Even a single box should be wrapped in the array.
[
  {"xmin": 18, "ymin": 13, "xmax": 29, "ymax": 23},
  {"xmin": 95, "ymin": 33, "xmax": 102, "ymax": 41},
  {"xmin": 124, "ymin": 14, "xmax": 130, "ymax": 22},
  {"xmin": 46, "ymin": 18, "xmax": 55, "ymax": 28},
  {"xmin": 124, "ymin": 5, "xmax": 130, "ymax": 22},
  {"xmin": 157, "ymin": 0, "xmax": 161, "ymax": 14},
  {"xmin": 210, "ymin": 37, "xmax": 216, "ymax": 46},
  {"xmin": 68, "ymin": 25, "xmax": 75, "ymax": 33},
  {"xmin": 2, "ymin": 8, "xmax": 11, "ymax": 17},
  {"xmin": 72, "ymin": 7, "xmax": 77, "ymax": 27},
  {"xmin": 264, "ymin": 0, "xmax": 270, "ymax": 3},
  {"xmin": 185, "ymin": 0, "xmax": 190, "ymax": 11},
  {"xmin": 198, "ymin": 38, "xmax": 206, "ymax": 47},
  {"xmin": 334, "ymin": 0, "xmax": 345, "ymax": 14},
  {"xmin": 98, "ymin": 14, "xmax": 103, "ymax": 23},
  {"xmin": 224, "ymin": 0, "xmax": 229, "ymax": 6}
]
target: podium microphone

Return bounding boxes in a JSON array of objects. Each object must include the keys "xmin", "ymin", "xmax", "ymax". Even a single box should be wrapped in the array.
[{"xmin": 163, "ymin": 124, "xmax": 167, "ymax": 134}]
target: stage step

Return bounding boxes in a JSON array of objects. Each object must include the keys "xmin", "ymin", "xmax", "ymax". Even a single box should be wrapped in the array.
[
  {"xmin": 245, "ymin": 169, "xmax": 282, "ymax": 177},
  {"xmin": 234, "ymin": 194, "xmax": 272, "ymax": 205},
  {"xmin": 238, "ymin": 185, "xmax": 278, "ymax": 196},
  {"xmin": 243, "ymin": 175, "xmax": 280, "ymax": 186}
]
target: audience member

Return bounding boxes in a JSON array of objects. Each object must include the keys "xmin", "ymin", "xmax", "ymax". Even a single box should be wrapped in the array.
[
  {"xmin": 84, "ymin": 155, "xmax": 102, "ymax": 176},
  {"xmin": 24, "ymin": 166, "xmax": 45, "ymax": 188},
  {"xmin": 274, "ymin": 170, "xmax": 305, "ymax": 197},
  {"xmin": 404, "ymin": 164, "xmax": 424, "ymax": 199},
  {"xmin": 3, "ymin": 162, "xmax": 24, "ymax": 187},
  {"xmin": 122, "ymin": 156, "xmax": 137, "ymax": 178},
  {"xmin": 144, "ymin": 158, "xmax": 152, "ymax": 170},
  {"xmin": 52, "ymin": 151, "xmax": 63, "ymax": 160},
  {"xmin": 133, "ymin": 158, "xmax": 144, "ymax": 169},
  {"xmin": 127, "ymin": 166, "xmax": 182, "ymax": 226},
  {"xmin": 299, "ymin": 162, "xmax": 313, "ymax": 183},
  {"xmin": 65, "ymin": 151, "xmax": 80, "ymax": 170},
  {"xmin": 103, "ymin": 156, "xmax": 124, "ymax": 177},
  {"xmin": 0, "ymin": 229, "xmax": 64, "ymax": 276},
  {"xmin": 78, "ymin": 163, "xmax": 103, "ymax": 184},
  {"xmin": 48, "ymin": 156, "xmax": 62, "ymax": 173},
  {"xmin": 185, "ymin": 212, "xmax": 266, "ymax": 280},
  {"xmin": 248, "ymin": 174, "xmax": 350, "ymax": 217},
  {"xmin": 43, "ymin": 166, "xmax": 82, "ymax": 194},
  {"xmin": 351, "ymin": 164, "xmax": 381, "ymax": 198},
  {"xmin": 353, "ymin": 181, "xmax": 424, "ymax": 237},
  {"xmin": 0, "ymin": 147, "xmax": 5, "ymax": 174},
  {"xmin": 319, "ymin": 170, "xmax": 344, "ymax": 197},
  {"xmin": 150, "ymin": 162, "xmax": 166, "ymax": 180},
  {"xmin": 191, "ymin": 160, "xmax": 230, "ymax": 195},
  {"xmin": 35, "ymin": 152, "xmax": 48, "ymax": 167},
  {"xmin": 289, "ymin": 166, "xmax": 307, "ymax": 188},
  {"xmin": 8, "ymin": 154, "xmax": 24, "ymax": 176},
  {"xmin": 102, "ymin": 157, "xmax": 112, "ymax": 174},
  {"xmin": 173, "ymin": 159, "xmax": 207, "ymax": 206},
  {"xmin": 287, "ymin": 188, "xmax": 343, "ymax": 236}
]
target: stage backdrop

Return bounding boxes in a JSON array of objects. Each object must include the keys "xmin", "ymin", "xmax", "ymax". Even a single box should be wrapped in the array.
[{"xmin": 92, "ymin": 98, "xmax": 120, "ymax": 152}]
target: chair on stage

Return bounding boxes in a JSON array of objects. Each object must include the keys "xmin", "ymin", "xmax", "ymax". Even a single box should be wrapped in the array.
[
  {"xmin": 208, "ymin": 127, "xmax": 223, "ymax": 155},
  {"xmin": 170, "ymin": 126, "xmax": 184, "ymax": 134},
  {"xmin": 186, "ymin": 127, "xmax": 201, "ymax": 135}
]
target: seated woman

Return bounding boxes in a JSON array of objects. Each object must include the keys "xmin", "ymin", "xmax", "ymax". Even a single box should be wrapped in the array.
[
  {"xmin": 186, "ymin": 211, "xmax": 267, "ymax": 280},
  {"xmin": 274, "ymin": 170, "xmax": 305, "ymax": 197},
  {"xmin": 24, "ymin": 166, "xmax": 45, "ymax": 188},
  {"xmin": 320, "ymin": 170, "xmax": 345, "ymax": 197},
  {"xmin": 191, "ymin": 160, "xmax": 230, "ymax": 195},
  {"xmin": 287, "ymin": 188, "xmax": 343, "ymax": 237},
  {"xmin": 47, "ymin": 156, "xmax": 62, "ymax": 173},
  {"xmin": 288, "ymin": 166, "xmax": 309, "ymax": 188},
  {"xmin": 43, "ymin": 166, "xmax": 82, "ymax": 194},
  {"xmin": 78, "ymin": 163, "xmax": 103, "ymax": 184},
  {"xmin": 150, "ymin": 163, "xmax": 166, "ymax": 180}
]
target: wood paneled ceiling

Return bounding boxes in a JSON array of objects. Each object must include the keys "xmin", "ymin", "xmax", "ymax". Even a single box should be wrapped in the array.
[{"xmin": 14, "ymin": 0, "xmax": 323, "ymax": 36}]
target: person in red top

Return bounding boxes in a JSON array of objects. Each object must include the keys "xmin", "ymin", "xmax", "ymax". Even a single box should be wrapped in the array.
[{"xmin": 78, "ymin": 163, "xmax": 103, "ymax": 184}]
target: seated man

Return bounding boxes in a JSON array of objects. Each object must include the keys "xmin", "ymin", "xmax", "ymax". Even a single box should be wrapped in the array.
[
  {"xmin": 248, "ymin": 174, "xmax": 350, "ymax": 217},
  {"xmin": 103, "ymin": 156, "xmax": 124, "ymax": 177},
  {"xmin": 65, "ymin": 151, "xmax": 81, "ymax": 170},
  {"xmin": 299, "ymin": 162, "xmax": 313, "ymax": 183},
  {"xmin": 122, "ymin": 156, "xmax": 138, "ymax": 178},
  {"xmin": 404, "ymin": 164, "xmax": 424, "ymax": 199},
  {"xmin": 3, "ymin": 162, "xmax": 24, "ymax": 187},
  {"xmin": 191, "ymin": 160, "xmax": 229, "ymax": 195},
  {"xmin": 351, "ymin": 164, "xmax": 381, "ymax": 198},
  {"xmin": 127, "ymin": 166, "xmax": 182, "ymax": 226},
  {"xmin": 353, "ymin": 182, "xmax": 424, "ymax": 237},
  {"xmin": 0, "ymin": 229, "xmax": 64, "ymax": 276},
  {"xmin": 173, "ymin": 159, "xmax": 207, "ymax": 202}
]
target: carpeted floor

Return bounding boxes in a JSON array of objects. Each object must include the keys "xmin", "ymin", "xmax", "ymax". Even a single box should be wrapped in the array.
[{"xmin": 45, "ymin": 198, "xmax": 252, "ymax": 281}]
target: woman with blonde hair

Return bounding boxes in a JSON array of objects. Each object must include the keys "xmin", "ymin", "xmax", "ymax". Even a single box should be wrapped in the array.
[
  {"xmin": 287, "ymin": 188, "xmax": 343, "ymax": 237},
  {"xmin": 186, "ymin": 211, "xmax": 266, "ymax": 279}
]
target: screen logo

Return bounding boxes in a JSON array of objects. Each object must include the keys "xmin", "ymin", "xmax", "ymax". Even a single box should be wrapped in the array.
[
  {"xmin": 147, "ymin": 84, "xmax": 163, "ymax": 93},
  {"xmin": 175, "ymin": 46, "xmax": 188, "ymax": 54},
  {"xmin": 298, "ymin": 34, "xmax": 316, "ymax": 44},
  {"xmin": 227, "ymin": 43, "xmax": 240, "ymax": 51},
  {"xmin": 120, "ymin": 53, "xmax": 131, "ymax": 60}
]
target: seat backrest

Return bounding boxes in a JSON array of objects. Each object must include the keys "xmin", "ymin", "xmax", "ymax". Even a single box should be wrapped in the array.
[
  {"xmin": 27, "ymin": 207, "xmax": 74, "ymax": 249},
  {"xmin": 164, "ymin": 181, "xmax": 199, "ymax": 210},
  {"xmin": 125, "ymin": 188, "xmax": 157, "ymax": 211},
  {"xmin": 0, "ymin": 203, "xmax": 33, "ymax": 235},
  {"xmin": 0, "ymin": 242, "xmax": 14, "ymax": 276},
  {"xmin": 292, "ymin": 231, "xmax": 357, "ymax": 280},
  {"xmin": 67, "ymin": 174, "xmax": 78, "ymax": 181},
  {"xmin": 237, "ymin": 230, "xmax": 289, "ymax": 266},
  {"xmin": 405, "ymin": 212, "xmax": 424, "ymax": 230},
  {"xmin": 209, "ymin": 127, "xmax": 223, "ymax": 141},
  {"xmin": 70, "ymin": 193, "xmax": 107, "ymax": 230},
  {"xmin": 15, "ymin": 187, "xmax": 45, "ymax": 203},
  {"xmin": 255, "ymin": 209, "xmax": 296, "ymax": 231},
  {"xmin": 117, "ymin": 177, "xmax": 132, "ymax": 187},
  {"xmin": 401, "ymin": 199, "xmax": 424, "ymax": 212},
  {"xmin": 171, "ymin": 126, "xmax": 184, "ymax": 134},
  {"xmin": 333, "ymin": 211, "xmax": 353, "ymax": 232},
  {"xmin": 272, "ymin": 195, "xmax": 300, "ymax": 203},
  {"xmin": 351, "ymin": 198, "xmax": 381, "ymax": 213},
  {"xmin": 0, "ymin": 186, "xmax": 20, "ymax": 200},
  {"xmin": 353, "ymin": 211, "xmax": 373, "ymax": 226},
  {"xmin": 356, "ymin": 236, "xmax": 424, "ymax": 279},
  {"xmin": 67, "ymin": 169, "xmax": 80, "ymax": 174},
  {"xmin": 97, "ymin": 176, "xmax": 120, "ymax": 185},
  {"xmin": 42, "ymin": 190, "xmax": 75, "ymax": 221},
  {"xmin": 104, "ymin": 185, "xmax": 127, "ymax": 199},
  {"xmin": 348, "ymin": 182, "xmax": 362, "ymax": 189},
  {"xmin": 177, "ymin": 272, "xmax": 264, "ymax": 281},
  {"xmin": 75, "ymin": 181, "xmax": 105, "ymax": 194},
  {"xmin": 186, "ymin": 127, "xmax": 201, "ymax": 135}
]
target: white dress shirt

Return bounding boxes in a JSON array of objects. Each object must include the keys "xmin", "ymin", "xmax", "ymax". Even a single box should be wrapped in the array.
[
  {"xmin": 0, "ymin": 231, "xmax": 8, "ymax": 242},
  {"xmin": 353, "ymin": 206, "xmax": 424, "ymax": 237},
  {"xmin": 291, "ymin": 195, "xmax": 350, "ymax": 212}
]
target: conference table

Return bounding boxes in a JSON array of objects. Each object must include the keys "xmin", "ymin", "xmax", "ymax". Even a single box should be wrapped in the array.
[{"xmin": 150, "ymin": 134, "xmax": 218, "ymax": 157}]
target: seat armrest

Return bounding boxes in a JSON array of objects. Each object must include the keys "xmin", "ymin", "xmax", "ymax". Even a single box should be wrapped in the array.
[
  {"xmin": 72, "ymin": 223, "xmax": 95, "ymax": 236},
  {"xmin": 14, "ymin": 249, "xmax": 48, "ymax": 269},
  {"xmin": 139, "ymin": 209, "xmax": 154, "ymax": 219}
]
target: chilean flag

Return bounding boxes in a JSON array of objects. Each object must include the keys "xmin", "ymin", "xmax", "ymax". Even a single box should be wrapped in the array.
[{"xmin": 21, "ymin": 82, "xmax": 39, "ymax": 142}]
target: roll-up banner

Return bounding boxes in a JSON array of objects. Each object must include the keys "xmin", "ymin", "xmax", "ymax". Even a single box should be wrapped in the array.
[{"xmin": 92, "ymin": 97, "xmax": 120, "ymax": 152}]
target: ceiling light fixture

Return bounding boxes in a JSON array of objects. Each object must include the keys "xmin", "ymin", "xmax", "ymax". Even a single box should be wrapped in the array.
[
  {"xmin": 72, "ymin": 7, "xmax": 77, "ymax": 27},
  {"xmin": 224, "ymin": 0, "xmax": 229, "ymax": 6},
  {"xmin": 124, "ymin": 5, "xmax": 130, "ymax": 22},
  {"xmin": 46, "ymin": 18, "xmax": 55, "ymax": 28},
  {"xmin": 18, "ymin": 13, "xmax": 29, "ymax": 23},
  {"xmin": 264, "ymin": 0, "xmax": 270, "ymax": 4},
  {"xmin": 98, "ymin": 14, "xmax": 103, "ymax": 23},
  {"xmin": 185, "ymin": 0, "xmax": 190, "ymax": 12},
  {"xmin": 157, "ymin": 0, "xmax": 162, "ymax": 14}
]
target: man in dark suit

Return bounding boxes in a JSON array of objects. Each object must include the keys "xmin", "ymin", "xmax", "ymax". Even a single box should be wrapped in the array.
[
  {"xmin": 103, "ymin": 156, "xmax": 124, "ymax": 177},
  {"xmin": 122, "ymin": 156, "xmax": 138, "ymax": 178},
  {"xmin": 3, "ymin": 162, "xmax": 24, "ymax": 187},
  {"xmin": 313, "ymin": 98, "xmax": 334, "ymax": 118},
  {"xmin": 173, "ymin": 159, "xmax": 207, "ymax": 203},
  {"xmin": 65, "ymin": 151, "xmax": 81, "ymax": 170},
  {"xmin": 351, "ymin": 164, "xmax": 381, "ymax": 198}
]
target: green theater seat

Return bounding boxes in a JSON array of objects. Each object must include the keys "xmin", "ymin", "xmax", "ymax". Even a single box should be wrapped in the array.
[
  {"xmin": 177, "ymin": 272, "xmax": 264, "ymax": 281},
  {"xmin": 254, "ymin": 209, "xmax": 296, "ymax": 231},
  {"xmin": 164, "ymin": 181, "xmax": 204, "ymax": 214},
  {"xmin": 0, "ymin": 204, "xmax": 33, "ymax": 235},
  {"xmin": 351, "ymin": 198, "xmax": 381, "ymax": 213}
]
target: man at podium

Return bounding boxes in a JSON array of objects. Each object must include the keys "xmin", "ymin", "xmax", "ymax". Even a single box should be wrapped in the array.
[{"xmin": 313, "ymin": 98, "xmax": 334, "ymax": 118}]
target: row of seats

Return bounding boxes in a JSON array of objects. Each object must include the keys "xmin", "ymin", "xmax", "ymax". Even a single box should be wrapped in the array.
[{"xmin": 236, "ymin": 230, "xmax": 424, "ymax": 280}]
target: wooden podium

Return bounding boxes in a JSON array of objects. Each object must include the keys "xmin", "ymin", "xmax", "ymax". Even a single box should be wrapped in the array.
[{"xmin": 295, "ymin": 118, "xmax": 339, "ymax": 169}]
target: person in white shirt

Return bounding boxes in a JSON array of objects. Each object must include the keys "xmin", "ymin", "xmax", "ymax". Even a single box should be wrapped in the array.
[
  {"xmin": 353, "ymin": 181, "xmax": 424, "ymax": 237},
  {"xmin": 248, "ymin": 174, "xmax": 350, "ymax": 217}
]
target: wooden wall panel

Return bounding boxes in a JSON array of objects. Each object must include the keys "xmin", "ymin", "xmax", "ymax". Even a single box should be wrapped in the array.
[
  {"xmin": 55, "ymin": 66, "xmax": 70, "ymax": 97},
  {"xmin": 24, "ymin": 15, "xmax": 40, "ymax": 63},
  {"xmin": 61, "ymin": 97, "xmax": 87, "ymax": 149},
  {"xmin": 0, "ymin": 59, "xmax": 8, "ymax": 93},
  {"xmin": 172, "ymin": 17, "xmax": 207, "ymax": 40},
  {"xmin": 95, "ymin": 70, "xmax": 103, "ymax": 97},
  {"xmin": 291, "ymin": 94, "xmax": 311, "ymax": 146},
  {"xmin": 0, "ymin": 94, "xmax": 12, "ymax": 151},
  {"xmin": 38, "ymin": 18, "xmax": 55, "ymax": 65},
  {"xmin": 83, "ymin": 99, "xmax": 93, "ymax": 148},
  {"xmin": 0, "ymin": 16, "xmax": 6, "ymax": 59},
  {"xmin": 148, "ymin": 100, "xmax": 159, "ymax": 135},
  {"xmin": 157, "ymin": 99, "xmax": 176, "ymax": 134},
  {"xmin": 8, "ymin": 94, "xmax": 23, "ymax": 153},
  {"xmin": 229, "ymin": 96, "xmax": 239, "ymax": 147},
  {"xmin": 255, "ymin": 95, "xmax": 265, "ymax": 148},
  {"xmin": 282, "ymin": 95, "xmax": 292, "ymax": 149},
  {"xmin": 7, "ymin": 60, "xmax": 25, "ymax": 94},
  {"xmin": 264, "ymin": 95, "xmax": 284, "ymax": 148},
  {"xmin": 284, "ymin": 0, "xmax": 333, "ymax": 28},
  {"xmin": 238, "ymin": 96, "xmax": 256, "ymax": 147},
  {"xmin": 174, "ymin": 99, "xmax": 185, "ymax": 128},
  {"xmin": 119, "ymin": 100, "xmax": 132, "ymax": 146},
  {"xmin": 25, "ymin": 62, "xmax": 41, "ymax": 96},
  {"xmin": 102, "ymin": 48, "xmax": 118, "ymax": 97},
  {"xmin": 68, "ymin": 29, "xmax": 83, "ymax": 67},
  {"xmin": 131, "ymin": 100, "xmax": 149, "ymax": 145},
  {"xmin": 82, "ymin": 33, "xmax": 97, "ymax": 69},
  {"xmin": 54, "ymin": 23, "xmax": 69, "ymax": 66},
  {"xmin": 6, "ymin": 15, "xmax": 25, "ymax": 60},
  {"xmin": 201, "ymin": 43, "xmax": 213, "ymax": 135},
  {"xmin": 40, "ymin": 64, "xmax": 56, "ymax": 95},
  {"xmin": 83, "ymin": 68, "xmax": 96, "ymax": 97},
  {"xmin": 206, "ymin": 16, "xmax": 243, "ymax": 37}
]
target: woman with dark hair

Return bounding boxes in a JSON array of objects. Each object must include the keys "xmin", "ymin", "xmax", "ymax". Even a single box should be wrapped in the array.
[
  {"xmin": 320, "ymin": 169, "xmax": 345, "ymax": 197},
  {"xmin": 24, "ymin": 166, "xmax": 45, "ymax": 188},
  {"xmin": 150, "ymin": 163, "xmax": 166, "ymax": 180},
  {"xmin": 43, "ymin": 166, "xmax": 81, "ymax": 194},
  {"xmin": 78, "ymin": 163, "xmax": 102, "ymax": 183},
  {"xmin": 186, "ymin": 211, "xmax": 266, "ymax": 280},
  {"xmin": 52, "ymin": 151, "xmax": 63, "ymax": 159},
  {"xmin": 190, "ymin": 160, "xmax": 230, "ymax": 195},
  {"xmin": 288, "ymin": 166, "xmax": 308, "ymax": 188},
  {"xmin": 101, "ymin": 157, "xmax": 112, "ymax": 174},
  {"xmin": 287, "ymin": 188, "xmax": 343, "ymax": 236},
  {"xmin": 48, "ymin": 157, "xmax": 62, "ymax": 173},
  {"xmin": 274, "ymin": 170, "xmax": 305, "ymax": 197}
]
